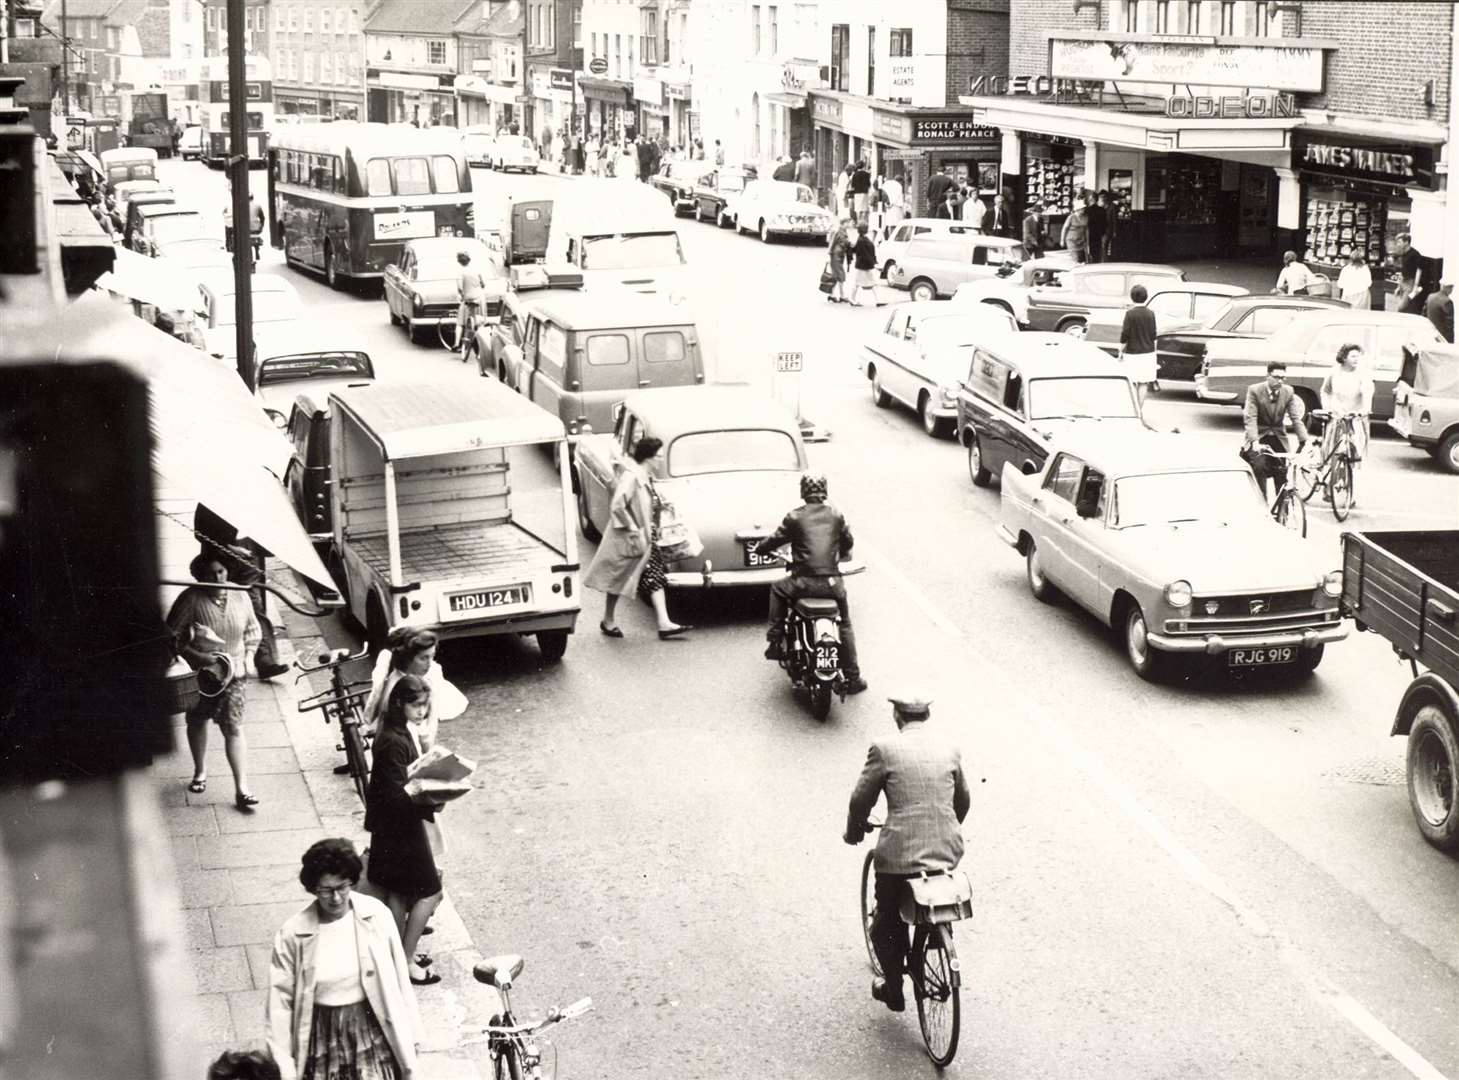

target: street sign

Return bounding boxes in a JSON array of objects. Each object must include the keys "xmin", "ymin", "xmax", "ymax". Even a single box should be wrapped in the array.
[
  {"xmin": 589, "ymin": 57, "xmax": 608, "ymax": 75},
  {"xmin": 775, "ymin": 351, "xmax": 803, "ymax": 373}
]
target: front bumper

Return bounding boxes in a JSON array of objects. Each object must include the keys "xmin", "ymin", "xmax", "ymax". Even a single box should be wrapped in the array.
[
  {"xmin": 1147, "ymin": 623, "xmax": 1348, "ymax": 654},
  {"xmin": 1194, "ymin": 374, "xmax": 1239, "ymax": 402},
  {"xmin": 768, "ymin": 220, "xmax": 832, "ymax": 235}
]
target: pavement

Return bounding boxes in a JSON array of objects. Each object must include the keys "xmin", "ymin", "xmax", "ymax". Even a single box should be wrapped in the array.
[{"xmin": 155, "ymin": 580, "xmax": 501, "ymax": 1078}]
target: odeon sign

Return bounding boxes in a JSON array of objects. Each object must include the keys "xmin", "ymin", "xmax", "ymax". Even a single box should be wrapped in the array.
[{"xmin": 1165, "ymin": 93, "xmax": 1296, "ymax": 119}]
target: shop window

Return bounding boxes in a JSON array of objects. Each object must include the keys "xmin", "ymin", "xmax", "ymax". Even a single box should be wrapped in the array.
[
  {"xmin": 866, "ymin": 27, "xmax": 875, "ymax": 97},
  {"xmin": 768, "ymin": 6, "xmax": 777, "ymax": 55},
  {"xmin": 428, "ymin": 39, "xmax": 446, "ymax": 65},
  {"xmin": 889, "ymin": 28, "xmax": 913, "ymax": 56},
  {"xmin": 751, "ymin": 5, "xmax": 760, "ymax": 56},
  {"xmin": 830, "ymin": 24, "xmax": 849, "ymax": 91}
]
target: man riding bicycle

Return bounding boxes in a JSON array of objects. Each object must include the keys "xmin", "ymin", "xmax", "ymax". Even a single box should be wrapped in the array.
[
  {"xmin": 845, "ymin": 693, "xmax": 970, "ymax": 1013},
  {"xmin": 1242, "ymin": 360, "xmax": 1309, "ymax": 500},
  {"xmin": 456, "ymin": 250, "xmax": 487, "ymax": 346},
  {"xmin": 751, "ymin": 474, "xmax": 867, "ymax": 694}
]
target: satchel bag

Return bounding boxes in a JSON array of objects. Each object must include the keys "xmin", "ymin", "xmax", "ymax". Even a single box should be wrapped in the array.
[
  {"xmin": 818, "ymin": 261, "xmax": 836, "ymax": 294},
  {"xmin": 655, "ymin": 501, "xmax": 704, "ymax": 562},
  {"xmin": 620, "ymin": 528, "xmax": 648, "ymax": 559}
]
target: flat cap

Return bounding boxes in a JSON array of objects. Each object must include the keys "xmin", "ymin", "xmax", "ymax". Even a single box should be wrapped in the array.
[{"xmin": 888, "ymin": 693, "xmax": 932, "ymax": 716}]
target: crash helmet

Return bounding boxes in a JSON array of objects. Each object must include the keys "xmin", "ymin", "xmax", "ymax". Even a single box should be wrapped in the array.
[{"xmin": 800, "ymin": 473, "xmax": 828, "ymax": 502}]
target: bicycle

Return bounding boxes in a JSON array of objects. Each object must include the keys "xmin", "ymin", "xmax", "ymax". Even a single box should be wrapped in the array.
[
  {"xmin": 1248, "ymin": 444, "xmax": 1307, "ymax": 537},
  {"xmin": 858, "ymin": 821, "xmax": 974, "ymax": 1067},
  {"xmin": 1296, "ymin": 410, "xmax": 1362, "ymax": 522},
  {"xmin": 438, "ymin": 298, "xmax": 481, "ymax": 360},
  {"xmin": 295, "ymin": 648, "xmax": 374, "ymax": 805},
  {"xmin": 463, "ymin": 953, "xmax": 593, "ymax": 1080}
]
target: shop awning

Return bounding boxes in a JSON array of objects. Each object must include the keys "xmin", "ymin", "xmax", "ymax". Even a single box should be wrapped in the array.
[
  {"xmin": 768, "ymin": 91, "xmax": 807, "ymax": 109},
  {"xmin": 958, "ymin": 94, "xmax": 1298, "ymax": 161},
  {"xmin": 95, "ymin": 248, "xmax": 197, "ymax": 312}
]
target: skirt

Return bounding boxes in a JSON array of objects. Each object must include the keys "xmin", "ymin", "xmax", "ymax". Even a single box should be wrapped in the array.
[
  {"xmin": 302, "ymin": 1001, "xmax": 401, "ymax": 1080},
  {"xmin": 637, "ymin": 543, "xmax": 667, "ymax": 599}
]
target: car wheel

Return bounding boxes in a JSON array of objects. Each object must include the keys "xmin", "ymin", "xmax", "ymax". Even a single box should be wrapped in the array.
[
  {"xmin": 1123, "ymin": 602, "xmax": 1168, "ymax": 681},
  {"xmin": 967, "ymin": 435, "xmax": 991, "ymax": 487},
  {"xmin": 388, "ymin": 305, "xmax": 402, "ymax": 326},
  {"xmin": 718, "ymin": 208, "xmax": 732, "ymax": 229},
  {"xmin": 869, "ymin": 369, "xmax": 890, "ymax": 409},
  {"xmin": 1058, "ymin": 317, "xmax": 1087, "ymax": 338},
  {"xmin": 759, "ymin": 220, "xmax": 774, "ymax": 244},
  {"xmin": 1293, "ymin": 643, "xmax": 1325, "ymax": 676},
  {"xmin": 324, "ymin": 244, "xmax": 340, "ymax": 290},
  {"xmin": 919, "ymin": 393, "xmax": 949, "ymax": 439},
  {"xmin": 909, "ymin": 278, "xmax": 937, "ymax": 303},
  {"xmin": 695, "ymin": 203, "xmax": 706, "ymax": 223},
  {"xmin": 882, "ymin": 260, "xmax": 897, "ymax": 281},
  {"xmin": 1025, "ymin": 542, "xmax": 1055, "ymax": 603},
  {"xmin": 1434, "ymin": 430, "xmax": 1459, "ymax": 474},
  {"xmin": 575, "ymin": 474, "xmax": 601, "ymax": 541},
  {"xmin": 536, "ymin": 629, "xmax": 569, "ymax": 663}
]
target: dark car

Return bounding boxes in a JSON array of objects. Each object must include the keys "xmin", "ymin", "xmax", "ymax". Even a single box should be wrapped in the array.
[
  {"xmin": 649, "ymin": 160, "xmax": 716, "ymax": 216},
  {"xmin": 1150, "ymin": 293, "xmax": 1348, "ymax": 384},
  {"xmin": 690, "ymin": 165, "xmax": 756, "ymax": 227},
  {"xmin": 1023, "ymin": 262, "xmax": 1184, "ymax": 336}
]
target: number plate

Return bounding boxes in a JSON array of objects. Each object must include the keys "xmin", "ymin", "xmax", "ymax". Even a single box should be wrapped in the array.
[
  {"xmin": 1227, "ymin": 646, "xmax": 1296, "ymax": 667},
  {"xmin": 448, "ymin": 583, "xmax": 532, "ymax": 613},
  {"xmin": 814, "ymin": 644, "xmax": 840, "ymax": 671},
  {"xmin": 743, "ymin": 542, "xmax": 785, "ymax": 568}
]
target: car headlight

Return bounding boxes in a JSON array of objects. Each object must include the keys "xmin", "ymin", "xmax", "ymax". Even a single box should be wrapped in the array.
[
  {"xmin": 1163, "ymin": 580, "xmax": 1193, "ymax": 607},
  {"xmin": 1322, "ymin": 571, "xmax": 1342, "ymax": 598},
  {"xmin": 939, "ymin": 384, "xmax": 958, "ymax": 406}
]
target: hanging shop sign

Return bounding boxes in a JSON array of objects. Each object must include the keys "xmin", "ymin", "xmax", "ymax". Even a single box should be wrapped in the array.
[
  {"xmin": 1048, "ymin": 36, "xmax": 1327, "ymax": 93},
  {"xmin": 549, "ymin": 68, "xmax": 574, "ymax": 92},
  {"xmin": 1165, "ymin": 93, "xmax": 1296, "ymax": 119},
  {"xmin": 910, "ymin": 116, "xmax": 999, "ymax": 145},
  {"xmin": 1292, "ymin": 132, "xmax": 1437, "ymax": 190}
]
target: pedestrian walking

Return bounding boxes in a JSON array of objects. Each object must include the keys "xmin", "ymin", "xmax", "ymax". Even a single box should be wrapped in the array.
[
  {"xmin": 849, "ymin": 160, "xmax": 872, "ymax": 223},
  {"xmin": 167, "ymin": 552, "xmax": 262, "ymax": 811},
  {"xmin": 636, "ymin": 136, "xmax": 654, "ymax": 182},
  {"xmin": 364, "ymin": 629, "xmax": 467, "ymax": 749},
  {"xmin": 926, "ymin": 166, "xmax": 954, "ymax": 214},
  {"xmin": 574, "ymin": 131, "xmax": 586, "ymax": 174},
  {"xmin": 1336, "ymin": 249, "xmax": 1373, "ymax": 309},
  {"xmin": 1426, "ymin": 278, "xmax": 1455, "ymax": 343},
  {"xmin": 772, "ymin": 155, "xmax": 796, "ymax": 182},
  {"xmin": 833, "ymin": 164, "xmax": 853, "ymax": 219},
  {"xmin": 795, "ymin": 150, "xmax": 816, "ymax": 189},
  {"xmin": 194, "ymin": 504, "xmax": 288, "ymax": 680},
  {"xmin": 1273, "ymin": 249, "xmax": 1315, "ymax": 295},
  {"xmin": 364, "ymin": 676, "xmax": 445, "ymax": 987},
  {"xmin": 962, "ymin": 191, "xmax": 988, "ymax": 228},
  {"xmin": 266, "ymin": 837, "xmax": 421, "ymax": 1080},
  {"xmin": 989, "ymin": 194, "xmax": 1013, "ymax": 237},
  {"xmin": 1061, "ymin": 197, "xmax": 1090, "ymax": 263},
  {"xmin": 1119, "ymin": 284, "xmax": 1159, "ymax": 406},
  {"xmin": 714, "ymin": 139, "xmax": 725, "ymax": 166},
  {"xmin": 694, "ymin": 138, "xmax": 705, "ymax": 161},
  {"xmin": 584, "ymin": 437, "xmax": 689, "ymax": 638},
  {"xmin": 881, "ymin": 174, "xmax": 904, "ymax": 236},
  {"xmin": 825, "ymin": 219, "xmax": 851, "ymax": 304},
  {"xmin": 1086, "ymin": 191, "xmax": 1109, "ymax": 263},
  {"xmin": 850, "ymin": 222, "xmax": 881, "ymax": 307},
  {"xmin": 1393, "ymin": 233, "xmax": 1428, "ymax": 314},
  {"xmin": 620, "ymin": 139, "xmax": 639, "ymax": 180},
  {"xmin": 934, "ymin": 191, "xmax": 960, "ymax": 221}
]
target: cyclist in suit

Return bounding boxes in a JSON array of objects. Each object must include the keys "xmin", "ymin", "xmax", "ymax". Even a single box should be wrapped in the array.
[
  {"xmin": 845, "ymin": 693, "xmax": 970, "ymax": 1013},
  {"xmin": 1242, "ymin": 360, "xmax": 1310, "ymax": 500}
]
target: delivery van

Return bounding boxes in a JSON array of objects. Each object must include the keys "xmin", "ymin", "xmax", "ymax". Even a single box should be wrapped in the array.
[{"xmin": 544, "ymin": 178, "xmax": 689, "ymax": 299}]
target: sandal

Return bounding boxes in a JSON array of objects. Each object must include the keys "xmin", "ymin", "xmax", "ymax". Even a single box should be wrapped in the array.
[
  {"xmin": 409, "ymin": 966, "xmax": 441, "ymax": 986},
  {"xmin": 415, "ymin": 953, "xmax": 434, "ymax": 967},
  {"xmin": 187, "ymin": 777, "xmax": 207, "ymax": 794},
  {"xmin": 235, "ymin": 792, "xmax": 260, "ymax": 812}
]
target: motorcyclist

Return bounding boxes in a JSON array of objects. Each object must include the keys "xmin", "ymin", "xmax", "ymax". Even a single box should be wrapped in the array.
[{"xmin": 751, "ymin": 474, "xmax": 867, "ymax": 694}]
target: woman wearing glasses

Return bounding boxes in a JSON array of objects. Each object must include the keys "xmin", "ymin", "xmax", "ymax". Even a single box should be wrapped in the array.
[{"xmin": 266, "ymin": 838, "xmax": 420, "ymax": 1080}]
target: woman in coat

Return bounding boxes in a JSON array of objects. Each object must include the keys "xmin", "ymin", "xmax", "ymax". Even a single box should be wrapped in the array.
[
  {"xmin": 363, "ymin": 676, "xmax": 443, "ymax": 987},
  {"xmin": 266, "ymin": 837, "xmax": 419, "ymax": 1080},
  {"xmin": 825, "ymin": 220, "xmax": 851, "ymax": 304},
  {"xmin": 584, "ymin": 436, "xmax": 688, "ymax": 639}
]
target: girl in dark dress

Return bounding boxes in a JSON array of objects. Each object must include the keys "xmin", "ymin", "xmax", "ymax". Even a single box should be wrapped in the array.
[{"xmin": 363, "ymin": 675, "xmax": 443, "ymax": 987}]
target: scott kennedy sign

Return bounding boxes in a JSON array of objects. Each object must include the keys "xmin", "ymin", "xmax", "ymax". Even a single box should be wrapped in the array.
[{"xmin": 910, "ymin": 116, "xmax": 998, "ymax": 146}]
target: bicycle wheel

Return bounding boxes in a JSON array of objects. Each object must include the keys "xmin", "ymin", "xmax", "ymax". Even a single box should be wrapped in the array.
[
  {"xmin": 342, "ymin": 720, "xmax": 370, "ymax": 805},
  {"xmin": 1294, "ymin": 451, "xmax": 1322, "ymax": 502},
  {"xmin": 1274, "ymin": 488, "xmax": 1306, "ymax": 538},
  {"xmin": 912, "ymin": 924, "xmax": 961, "ymax": 1068},
  {"xmin": 437, "ymin": 318, "xmax": 461, "ymax": 352},
  {"xmin": 1328, "ymin": 455, "xmax": 1353, "ymax": 522},
  {"xmin": 492, "ymin": 1043, "xmax": 525, "ymax": 1080},
  {"xmin": 860, "ymin": 850, "xmax": 882, "ymax": 977}
]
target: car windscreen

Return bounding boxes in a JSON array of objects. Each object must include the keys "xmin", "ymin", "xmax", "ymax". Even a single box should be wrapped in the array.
[
  {"xmin": 667, "ymin": 429, "xmax": 801, "ymax": 477},
  {"xmin": 214, "ymin": 291, "xmax": 299, "ymax": 326},
  {"xmin": 258, "ymin": 352, "xmax": 373, "ymax": 385},
  {"xmin": 580, "ymin": 232, "xmax": 686, "ymax": 271},
  {"xmin": 150, "ymin": 215, "xmax": 208, "ymax": 245},
  {"xmin": 1026, "ymin": 377, "xmax": 1139, "ymax": 421},
  {"xmin": 1111, "ymin": 470, "xmax": 1266, "ymax": 529}
]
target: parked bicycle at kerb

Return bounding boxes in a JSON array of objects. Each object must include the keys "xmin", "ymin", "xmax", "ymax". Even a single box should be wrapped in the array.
[
  {"xmin": 294, "ymin": 647, "xmax": 374, "ymax": 805},
  {"xmin": 858, "ymin": 820, "xmax": 975, "ymax": 1067},
  {"xmin": 461, "ymin": 953, "xmax": 592, "ymax": 1079}
]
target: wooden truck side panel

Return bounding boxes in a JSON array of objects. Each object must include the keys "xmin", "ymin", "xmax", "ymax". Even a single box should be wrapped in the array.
[{"xmin": 1341, "ymin": 531, "xmax": 1459, "ymax": 690}]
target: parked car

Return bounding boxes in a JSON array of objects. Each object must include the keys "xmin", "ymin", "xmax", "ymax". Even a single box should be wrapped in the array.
[
  {"xmin": 957, "ymin": 334, "xmax": 1150, "ymax": 487},
  {"xmin": 574, "ymin": 385, "xmax": 822, "ymax": 590},
  {"xmin": 483, "ymin": 272, "xmax": 704, "ymax": 436},
  {"xmin": 486, "ymin": 132, "xmax": 540, "ymax": 173},
  {"xmin": 252, "ymin": 324, "xmax": 375, "ymax": 415},
  {"xmin": 1082, "ymin": 282, "xmax": 1249, "ymax": 363},
  {"xmin": 727, "ymin": 179, "xmax": 834, "ymax": 243},
  {"xmin": 1197, "ymin": 308, "xmax": 1446, "ymax": 420},
  {"xmin": 1022, "ymin": 262, "xmax": 1185, "ymax": 336},
  {"xmin": 127, "ymin": 205, "xmax": 208, "ymax": 257},
  {"xmin": 996, "ymin": 431, "xmax": 1347, "ymax": 680},
  {"xmin": 1131, "ymin": 293, "xmax": 1348, "ymax": 387},
  {"xmin": 197, "ymin": 271, "xmax": 303, "ymax": 362},
  {"xmin": 649, "ymin": 160, "xmax": 717, "ymax": 216},
  {"xmin": 121, "ymin": 189, "xmax": 179, "ymax": 247},
  {"xmin": 950, "ymin": 254, "xmax": 1077, "ymax": 324},
  {"xmin": 462, "ymin": 125, "xmax": 494, "ymax": 167},
  {"xmin": 1390, "ymin": 343, "xmax": 1459, "ymax": 472},
  {"xmin": 100, "ymin": 146, "xmax": 158, "ymax": 190},
  {"xmin": 383, "ymin": 236, "xmax": 505, "ymax": 343},
  {"xmin": 178, "ymin": 125, "xmax": 204, "ymax": 161},
  {"xmin": 886, "ymin": 234, "xmax": 1028, "ymax": 302},
  {"xmin": 691, "ymin": 165, "xmax": 755, "ymax": 227},
  {"xmin": 861, "ymin": 302, "xmax": 1018, "ymax": 437},
  {"xmin": 108, "ymin": 179, "xmax": 165, "ymax": 230},
  {"xmin": 155, "ymin": 237, "xmax": 233, "ymax": 273},
  {"xmin": 879, "ymin": 217, "xmax": 989, "ymax": 279}
]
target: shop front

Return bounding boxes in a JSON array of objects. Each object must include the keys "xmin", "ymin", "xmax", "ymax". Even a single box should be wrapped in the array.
[
  {"xmin": 366, "ymin": 69, "xmax": 456, "ymax": 126},
  {"xmin": 528, "ymin": 66, "xmax": 577, "ymax": 141},
  {"xmin": 579, "ymin": 75, "xmax": 632, "ymax": 141},
  {"xmin": 664, "ymin": 77, "xmax": 693, "ymax": 150},
  {"xmin": 633, "ymin": 74, "xmax": 667, "ymax": 142},
  {"xmin": 1292, "ymin": 128, "xmax": 1445, "ymax": 307}
]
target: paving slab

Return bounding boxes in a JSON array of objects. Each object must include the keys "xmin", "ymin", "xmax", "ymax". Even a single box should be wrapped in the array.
[
  {"xmin": 212, "ymin": 900, "xmax": 310, "ymax": 947},
  {"xmin": 189, "ymin": 991, "xmax": 235, "ymax": 1043},
  {"xmin": 230, "ymin": 863, "xmax": 313, "ymax": 906},
  {"xmin": 226, "ymin": 989, "xmax": 268, "ymax": 1045},
  {"xmin": 192, "ymin": 946, "xmax": 253, "ymax": 994},
  {"xmin": 166, "ymin": 804, "xmax": 220, "ymax": 837},
  {"xmin": 178, "ymin": 867, "xmax": 233, "ymax": 910},
  {"xmin": 215, "ymin": 798, "xmax": 321, "ymax": 835},
  {"xmin": 161, "ymin": 745, "xmax": 301, "ymax": 777},
  {"xmin": 196, "ymin": 828, "xmax": 328, "ymax": 869},
  {"xmin": 182, "ymin": 906, "xmax": 217, "ymax": 951}
]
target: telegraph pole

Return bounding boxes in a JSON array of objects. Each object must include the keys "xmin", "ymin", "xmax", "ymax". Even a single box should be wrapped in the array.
[
  {"xmin": 60, "ymin": 0, "xmax": 69, "ymax": 112},
  {"xmin": 225, "ymin": 0, "xmax": 253, "ymax": 389}
]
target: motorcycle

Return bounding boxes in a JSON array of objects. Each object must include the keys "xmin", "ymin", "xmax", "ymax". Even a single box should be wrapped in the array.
[{"xmin": 771, "ymin": 594, "xmax": 848, "ymax": 721}]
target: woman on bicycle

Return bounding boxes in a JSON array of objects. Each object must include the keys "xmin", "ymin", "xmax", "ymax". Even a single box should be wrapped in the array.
[
  {"xmin": 1319, "ymin": 342, "xmax": 1374, "ymax": 471},
  {"xmin": 456, "ymin": 250, "xmax": 486, "ymax": 348}
]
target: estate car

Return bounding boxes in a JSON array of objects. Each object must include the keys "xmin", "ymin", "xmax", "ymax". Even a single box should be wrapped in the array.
[
  {"xmin": 886, "ymin": 234, "xmax": 1027, "ymax": 302},
  {"xmin": 1022, "ymin": 262, "xmax": 1185, "ymax": 336},
  {"xmin": 1082, "ymin": 282, "xmax": 1248, "ymax": 367}
]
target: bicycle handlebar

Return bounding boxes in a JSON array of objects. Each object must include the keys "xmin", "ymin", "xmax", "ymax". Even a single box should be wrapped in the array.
[
  {"xmin": 472, "ymin": 997, "xmax": 594, "ymax": 1040},
  {"xmin": 294, "ymin": 646, "xmax": 372, "ymax": 679}
]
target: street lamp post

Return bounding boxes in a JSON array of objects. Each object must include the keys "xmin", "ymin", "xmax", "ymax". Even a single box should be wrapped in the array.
[{"xmin": 225, "ymin": 0, "xmax": 253, "ymax": 389}]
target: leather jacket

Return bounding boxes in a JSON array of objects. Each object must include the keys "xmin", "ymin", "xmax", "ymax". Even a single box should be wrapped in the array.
[{"xmin": 752, "ymin": 501, "xmax": 853, "ymax": 576}]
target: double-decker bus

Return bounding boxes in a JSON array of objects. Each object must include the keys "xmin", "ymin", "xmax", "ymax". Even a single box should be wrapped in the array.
[
  {"xmin": 199, "ymin": 53, "xmax": 273, "ymax": 168},
  {"xmin": 267, "ymin": 123, "xmax": 474, "ymax": 289}
]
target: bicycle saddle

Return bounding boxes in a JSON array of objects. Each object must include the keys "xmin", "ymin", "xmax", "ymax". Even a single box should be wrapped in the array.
[{"xmin": 474, "ymin": 954, "xmax": 525, "ymax": 989}]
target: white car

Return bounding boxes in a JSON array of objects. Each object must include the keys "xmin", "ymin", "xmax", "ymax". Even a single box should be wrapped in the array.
[
  {"xmin": 179, "ymin": 125, "xmax": 204, "ymax": 161},
  {"xmin": 862, "ymin": 302, "xmax": 1019, "ymax": 437},
  {"xmin": 728, "ymin": 179, "xmax": 834, "ymax": 244},
  {"xmin": 462, "ymin": 126, "xmax": 494, "ymax": 167},
  {"xmin": 197, "ymin": 271, "xmax": 303, "ymax": 363},
  {"xmin": 486, "ymin": 133, "xmax": 540, "ymax": 173},
  {"xmin": 251, "ymin": 323, "xmax": 375, "ymax": 415},
  {"xmin": 879, "ymin": 217, "xmax": 987, "ymax": 278},
  {"xmin": 951, "ymin": 254, "xmax": 1076, "ymax": 325}
]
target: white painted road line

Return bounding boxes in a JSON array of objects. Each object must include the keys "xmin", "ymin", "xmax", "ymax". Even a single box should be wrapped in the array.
[{"xmin": 866, "ymin": 537, "xmax": 1453, "ymax": 1080}]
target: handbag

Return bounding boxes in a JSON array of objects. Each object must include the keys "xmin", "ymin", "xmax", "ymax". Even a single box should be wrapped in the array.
[
  {"xmin": 655, "ymin": 501, "xmax": 703, "ymax": 562},
  {"xmin": 818, "ymin": 261, "xmax": 836, "ymax": 294}
]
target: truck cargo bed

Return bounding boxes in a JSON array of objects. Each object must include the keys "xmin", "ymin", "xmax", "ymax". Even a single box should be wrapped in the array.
[
  {"xmin": 354, "ymin": 521, "xmax": 554, "ymax": 583},
  {"xmin": 1342, "ymin": 530, "xmax": 1459, "ymax": 686}
]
